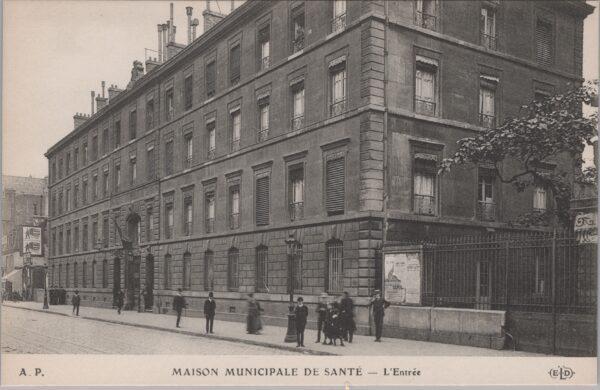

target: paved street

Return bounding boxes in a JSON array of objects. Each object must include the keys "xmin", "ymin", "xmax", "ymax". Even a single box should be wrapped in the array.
[{"xmin": 1, "ymin": 305, "xmax": 297, "ymax": 355}]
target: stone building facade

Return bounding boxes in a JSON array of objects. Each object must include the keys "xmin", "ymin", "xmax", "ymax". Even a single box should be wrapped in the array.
[{"xmin": 45, "ymin": 0, "xmax": 593, "ymax": 333}]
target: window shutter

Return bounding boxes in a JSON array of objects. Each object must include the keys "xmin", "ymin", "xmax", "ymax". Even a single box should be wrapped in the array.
[
  {"xmin": 255, "ymin": 175, "xmax": 270, "ymax": 226},
  {"xmin": 535, "ymin": 20, "xmax": 552, "ymax": 66},
  {"xmin": 206, "ymin": 61, "xmax": 215, "ymax": 96},
  {"xmin": 165, "ymin": 141, "xmax": 173, "ymax": 175},
  {"xmin": 230, "ymin": 45, "xmax": 240, "ymax": 83},
  {"xmin": 326, "ymin": 157, "xmax": 345, "ymax": 214},
  {"xmin": 184, "ymin": 76, "xmax": 193, "ymax": 109}
]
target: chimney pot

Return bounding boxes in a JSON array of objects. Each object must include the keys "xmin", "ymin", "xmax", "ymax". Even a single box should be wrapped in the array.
[{"xmin": 91, "ymin": 91, "xmax": 96, "ymax": 115}]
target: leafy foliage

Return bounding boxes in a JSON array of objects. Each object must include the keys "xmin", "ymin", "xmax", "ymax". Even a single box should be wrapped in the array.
[{"xmin": 440, "ymin": 81, "xmax": 598, "ymax": 227}]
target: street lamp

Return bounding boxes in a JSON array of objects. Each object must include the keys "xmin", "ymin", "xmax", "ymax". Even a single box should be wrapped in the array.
[
  {"xmin": 42, "ymin": 264, "xmax": 49, "ymax": 309},
  {"xmin": 284, "ymin": 234, "xmax": 297, "ymax": 343}
]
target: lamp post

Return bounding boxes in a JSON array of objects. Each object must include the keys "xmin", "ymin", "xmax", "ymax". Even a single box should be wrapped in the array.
[
  {"xmin": 42, "ymin": 264, "xmax": 49, "ymax": 309},
  {"xmin": 283, "ymin": 234, "xmax": 297, "ymax": 343}
]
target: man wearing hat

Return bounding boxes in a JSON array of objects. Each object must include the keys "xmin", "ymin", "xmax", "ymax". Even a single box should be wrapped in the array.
[
  {"xmin": 173, "ymin": 288, "xmax": 187, "ymax": 328},
  {"xmin": 71, "ymin": 290, "xmax": 81, "ymax": 316},
  {"xmin": 315, "ymin": 293, "xmax": 328, "ymax": 343},
  {"xmin": 294, "ymin": 297, "xmax": 308, "ymax": 347},
  {"xmin": 203, "ymin": 291, "xmax": 217, "ymax": 334},
  {"xmin": 370, "ymin": 290, "xmax": 390, "ymax": 342}
]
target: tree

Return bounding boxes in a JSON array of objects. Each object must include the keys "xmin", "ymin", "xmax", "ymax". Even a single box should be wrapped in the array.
[{"xmin": 439, "ymin": 81, "xmax": 597, "ymax": 227}]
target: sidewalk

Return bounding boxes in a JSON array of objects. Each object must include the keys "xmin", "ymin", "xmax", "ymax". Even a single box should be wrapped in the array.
[{"xmin": 3, "ymin": 301, "xmax": 542, "ymax": 356}]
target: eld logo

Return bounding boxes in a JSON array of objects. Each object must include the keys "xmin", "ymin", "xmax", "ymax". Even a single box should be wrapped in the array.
[{"xmin": 548, "ymin": 366, "xmax": 575, "ymax": 380}]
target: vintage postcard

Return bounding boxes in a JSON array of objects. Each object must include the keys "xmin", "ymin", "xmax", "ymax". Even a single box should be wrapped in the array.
[{"xmin": 1, "ymin": 0, "xmax": 598, "ymax": 387}]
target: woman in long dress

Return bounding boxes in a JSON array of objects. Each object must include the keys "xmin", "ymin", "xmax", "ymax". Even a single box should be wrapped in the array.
[{"xmin": 246, "ymin": 293, "xmax": 263, "ymax": 334}]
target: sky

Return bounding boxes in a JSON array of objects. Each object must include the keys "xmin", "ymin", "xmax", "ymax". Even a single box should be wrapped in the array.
[{"xmin": 2, "ymin": 0, "xmax": 599, "ymax": 179}]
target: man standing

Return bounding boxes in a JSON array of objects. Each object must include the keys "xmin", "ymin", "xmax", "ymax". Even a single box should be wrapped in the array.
[
  {"xmin": 71, "ymin": 290, "xmax": 81, "ymax": 316},
  {"xmin": 203, "ymin": 291, "xmax": 216, "ymax": 334},
  {"xmin": 116, "ymin": 289, "xmax": 124, "ymax": 314},
  {"xmin": 173, "ymin": 288, "xmax": 186, "ymax": 328},
  {"xmin": 315, "ymin": 293, "xmax": 328, "ymax": 343},
  {"xmin": 370, "ymin": 290, "xmax": 390, "ymax": 342},
  {"xmin": 340, "ymin": 291, "xmax": 356, "ymax": 343},
  {"xmin": 294, "ymin": 297, "xmax": 308, "ymax": 348}
]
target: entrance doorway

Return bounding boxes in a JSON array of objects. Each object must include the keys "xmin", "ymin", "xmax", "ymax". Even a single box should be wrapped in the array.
[
  {"xmin": 125, "ymin": 255, "xmax": 141, "ymax": 310},
  {"xmin": 145, "ymin": 254, "xmax": 154, "ymax": 310},
  {"xmin": 112, "ymin": 257, "xmax": 121, "ymax": 306}
]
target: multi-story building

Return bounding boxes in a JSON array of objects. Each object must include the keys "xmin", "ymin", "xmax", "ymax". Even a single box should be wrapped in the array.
[{"xmin": 45, "ymin": 0, "xmax": 593, "ymax": 334}]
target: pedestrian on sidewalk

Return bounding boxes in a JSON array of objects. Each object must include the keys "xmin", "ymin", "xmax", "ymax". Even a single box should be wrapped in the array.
[
  {"xmin": 370, "ymin": 289, "xmax": 390, "ymax": 342},
  {"xmin": 116, "ymin": 289, "xmax": 124, "ymax": 314},
  {"xmin": 315, "ymin": 293, "xmax": 328, "ymax": 343},
  {"xmin": 294, "ymin": 297, "xmax": 308, "ymax": 347},
  {"xmin": 340, "ymin": 291, "xmax": 356, "ymax": 343},
  {"xmin": 173, "ymin": 288, "xmax": 187, "ymax": 328},
  {"xmin": 71, "ymin": 290, "xmax": 81, "ymax": 316},
  {"xmin": 246, "ymin": 293, "xmax": 263, "ymax": 334},
  {"xmin": 204, "ymin": 292, "xmax": 216, "ymax": 334}
]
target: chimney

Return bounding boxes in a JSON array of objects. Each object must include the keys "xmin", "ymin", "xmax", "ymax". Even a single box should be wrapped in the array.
[
  {"xmin": 231, "ymin": 0, "xmax": 235, "ymax": 12},
  {"xmin": 108, "ymin": 84, "xmax": 123, "ymax": 100},
  {"xmin": 73, "ymin": 112, "xmax": 90, "ymax": 128},
  {"xmin": 146, "ymin": 57, "xmax": 160, "ymax": 73},
  {"xmin": 191, "ymin": 18, "xmax": 199, "ymax": 41},
  {"xmin": 186, "ymin": 6, "xmax": 193, "ymax": 45},
  {"xmin": 91, "ymin": 91, "xmax": 96, "ymax": 115},
  {"xmin": 169, "ymin": 3, "xmax": 175, "ymax": 43},
  {"xmin": 96, "ymin": 96, "xmax": 108, "ymax": 111},
  {"xmin": 101, "ymin": 81, "xmax": 106, "ymax": 98},
  {"xmin": 166, "ymin": 41, "xmax": 185, "ymax": 59},
  {"xmin": 203, "ymin": 7, "xmax": 226, "ymax": 33},
  {"xmin": 157, "ymin": 24, "xmax": 163, "ymax": 62},
  {"xmin": 162, "ymin": 23, "xmax": 168, "ymax": 60}
]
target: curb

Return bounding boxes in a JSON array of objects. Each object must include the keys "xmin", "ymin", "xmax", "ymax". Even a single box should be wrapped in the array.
[{"xmin": 3, "ymin": 304, "xmax": 336, "ymax": 356}]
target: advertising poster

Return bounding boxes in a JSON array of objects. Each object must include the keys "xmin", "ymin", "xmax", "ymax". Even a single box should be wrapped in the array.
[
  {"xmin": 22, "ymin": 226, "xmax": 42, "ymax": 256},
  {"xmin": 384, "ymin": 251, "xmax": 422, "ymax": 305}
]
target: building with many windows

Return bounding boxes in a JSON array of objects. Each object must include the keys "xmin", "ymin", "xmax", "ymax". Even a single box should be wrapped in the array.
[{"xmin": 45, "ymin": 0, "xmax": 593, "ymax": 334}]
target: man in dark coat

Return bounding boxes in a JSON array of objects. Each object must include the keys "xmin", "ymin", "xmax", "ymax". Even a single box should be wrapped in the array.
[
  {"xmin": 116, "ymin": 289, "xmax": 124, "ymax": 314},
  {"xmin": 340, "ymin": 291, "xmax": 356, "ymax": 343},
  {"xmin": 294, "ymin": 297, "xmax": 308, "ymax": 347},
  {"xmin": 71, "ymin": 290, "xmax": 81, "ymax": 316},
  {"xmin": 370, "ymin": 290, "xmax": 390, "ymax": 342},
  {"xmin": 315, "ymin": 293, "xmax": 328, "ymax": 343},
  {"xmin": 173, "ymin": 288, "xmax": 187, "ymax": 328},
  {"xmin": 203, "ymin": 291, "xmax": 216, "ymax": 334}
]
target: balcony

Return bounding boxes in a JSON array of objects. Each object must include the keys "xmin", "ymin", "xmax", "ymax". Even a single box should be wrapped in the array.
[
  {"xmin": 205, "ymin": 218, "xmax": 215, "ymax": 233},
  {"xmin": 481, "ymin": 32, "xmax": 497, "ymax": 50},
  {"xmin": 207, "ymin": 148, "xmax": 215, "ymax": 160},
  {"xmin": 415, "ymin": 11, "xmax": 437, "ymax": 30},
  {"xmin": 289, "ymin": 202, "xmax": 304, "ymax": 221},
  {"xmin": 477, "ymin": 201, "xmax": 496, "ymax": 221},
  {"xmin": 330, "ymin": 100, "xmax": 346, "ymax": 117},
  {"xmin": 291, "ymin": 115, "xmax": 304, "ymax": 131},
  {"xmin": 479, "ymin": 113, "xmax": 496, "ymax": 129},
  {"xmin": 231, "ymin": 139, "xmax": 240, "ymax": 152},
  {"xmin": 261, "ymin": 56, "xmax": 271, "ymax": 70},
  {"xmin": 229, "ymin": 213, "xmax": 240, "ymax": 230},
  {"xmin": 414, "ymin": 194, "xmax": 437, "ymax": 215},
  {"xmin": 184, "ymin": 222, "xmax": 192, "ymax": 236},
  {"xmin": 415, "ymin": 99, "xmax": 436, "ymax": 116},
  {"xmin": 257, "ymin": 128, "xmax": 269, "ymax": 143},
  {"xmin": 292, "ymin": 33, "xmax": 305, "ymax": 53},
  {"xmin": 331, "ymin": 13, "xmax": 346, "ymax": 34},
  {"xmin": 165, "ymin": 226, "xmax": 173, "ymax": 239},
  {"xmin": 184, "ymin": 156, "xmax": 192, "ymax": 170}
]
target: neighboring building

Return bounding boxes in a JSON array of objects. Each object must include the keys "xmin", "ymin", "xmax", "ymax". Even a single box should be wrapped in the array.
[
  {"xmin": 2, "ymin": 175, "xmax": 48, "ymax": 299},
  {"xmin": 45, "ymin": 1, "xmax": 593, "ymax": 334}
]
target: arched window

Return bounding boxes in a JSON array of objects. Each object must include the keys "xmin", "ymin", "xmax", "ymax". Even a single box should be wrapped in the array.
[
  {"xmin": 164, "ymin": 254, "xmax": 172, "ymax": 290},
  {"xmin": 227, "ymin": 248, "xmax": 239, "ymax": 291},
  {"xmin": 66, "ymin": 263, "xmax": 70, "ymax": 288},
  {"xmin": 82, "ymin": 261, "xmax": 87, "ymax": 288},
  {"xmin": 182, "ymin": 252, "xmax": 192, "ymax": 290},
  {"xmin": 91, "ymin": 261, "xmax": 97, "ymax": 288},
  {"xmin": 292, "ymin": 243, "xmax": 303, "ymax": 291},
  {"xmin": 326, "ymin": 239, "xmax": 344, "ymax": 293},
  {"xmin": 204, "ymin": 250, "xmax": 214, "ymax": 291},
  {"xmin": 256, "ymin": 245, "xmax": 269, "ymax": 292},
  {"xmin": 73, "ymin": 262, "xmax": 78, "ymax": 288},
  {"xmin": 102, "ymin": 259, "xmax": 108, "ymax": 288}
]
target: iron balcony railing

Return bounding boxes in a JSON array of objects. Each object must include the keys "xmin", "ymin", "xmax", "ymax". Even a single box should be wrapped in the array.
[
  {"xmin": 184, "ymin": 222, "xmax": 192, "ymax": 236},
  {"xmin": 165, "ymin": 226, "xmax": 174, "ymax": 239},
  {"xmin": 481, "ymin": 32, "xmax": 497, "ymax": 50},
  {"xmin": 479, "ymin": 113, "xmax": 496, "ymax": 128},
  {"xmin": 292, "ymin": 115, "xmax": 304, "ymax": 131},
  {"xmin": 230, "ymin": 213, "xmax": 240, "ymax": 229},
  {"xmin": 205, "ymin": 218, "xmax": 215, "ymax": 233},
  {"xmin": 257, "ymin": 128, "xmax": 269, "ymax": 143},
  {"xmin": 415, "ymin": 99, "xmax": 436, "ymax": 116},
  {"xmin": 415, "ymin": 11, "xmax": 437, "ymax": 30},
  {"xmin": 289, "ymin": 202, "xmax": 304, "ymax": 221},
  {"xmin": 231, "ymin": 139, "xmax": 240, "ymax": 152},
  {"xmin": 261, "ymin": 56, "xmax": 271, "ymax": 70},
  {"xmin": 330, "ymin": 100, "xmax": 346, "ymax": 117},
  {"xmin": 293, "ymin": 33, "xmax": 305, "ymax": 53},
  {"xmin": 184, "ymin": 156, "xmax": 192, "ymax": 170},
  {"xmin": 414, "ymin": 194, "xmax": 437, "ymax": 215},
  {"xmin": 331, "ymin": 13, "xmax": 347, "ymax": 34},
  {"xmin": 207, "ymin": 148, "xmax": 215, "ymax": 160},
  {"xmin": 477, "ymin": 201, "xmax": 496, "ymax": 221}
]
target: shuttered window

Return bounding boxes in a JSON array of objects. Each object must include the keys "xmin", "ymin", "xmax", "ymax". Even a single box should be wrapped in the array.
[
  {"xmin": 184, "ymin": 75, "xmax": 193, "ymax": 110},
  {"xmin": 230, "ymin": 45, "xmax": 241, "ymax": 85},
  {"xmin": 206, "ymin": 61, "xmax": 216, "ymax": 97},
  {"xmin": 146, "ymin": 146, "xmax": 155, "ymax": 179},
  {"xmin": 183, "ymin": 252, "xmax": 192, "ymax": 290},
  {"xmin": 129, "ymin": 110, "xmax": 137, "ymax": 140},
  {"xmin": 325, "ymin": 156, "xmax": 345, "ymax": 215},
  {"xmin": 535, "ymin": 19, "xmax": 553, "ymax": 66},
  {"xmin": 165, "ymin": 139, "xmax": 173, "ymax": 176},
  {"xmin": 256, "ymin": 246, "xmax": 268, "ymax": 292},
  {"xmin": 82, "ymin": 261, "xmax": 87, "ymax": 288},
  {"xmin": 102, "ymin": 259, "xmax": 108, "ymax": 288},
  {"xmin": 255, "ymin": 175, "xmax": 270, "ymax": 226},
  {"xmin": 228, "ymin": 248, "xmax": 239, "ymax": 291}
]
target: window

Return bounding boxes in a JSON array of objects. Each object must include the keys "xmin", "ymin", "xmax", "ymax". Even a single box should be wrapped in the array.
[
  {"xmin": 477, "ymin": 171, "xmax": 496, "ymax": 221},
  {"xmin": 207, "ymin": 122, "xmax": 216, "ymax": 159},
  {"xmin": 58, "ymin": 191, "xmax": 63, "ymax": 214},
  {"xmin": 229, "ymin": 44, "xmax": 241, "ymax": 86},
  {"xmin": 65, "ymin": 187, "xmax": 71, "ymax": 211},
  {"xmin": 130, "ymin": 156, "xmax": 137, "ymax": 184},
  {"xmin": 58, "ymin": 158, "xmax": 63, "ymax": 179},
  {"xmin": 102, "ymin": 259, "xmax": 108, "ymax": 288},
  {"xmin": 66, "ymin": 153, "xmax": 71, "ymax": 175},
  {"xmin": 291, "ymin": 82, "xmax": 305, "ymax": 130},
  {"xmin": 183, "ymin": 193, "xmax": 193, "ymax": 236},
  {"xmin": 255, "ymin": 175, "xmax": 270, "ymax": 226},
  {"xmin": 181, "ymin": 252, "xmax": 192, "ymax": 291},
  {"xmin": 292, "ymin": 243, "xmax": 303, "ymax": 291},
  {"xmin": 82, "ymin": 179, "xmax": 88, "ymax": 204},
  {"xmin": 415, "ymin": 0, "xmax": 437, "ymax": 30},
  {"xmin": 102, "ymin": 215, "xmax": 109, "ymax": 248},
  {"xmin": 51, "ymin": 266, "xmax": 55, "ymax": 286},
  {"xmin": 165, "ymin": 201, "xmax": 174, "ymax": 239},
  {"xmin": 129, "ymin": 110, "xmax": 137, "ymax": 140},
  {"xmin": 326, "ymin": 240, "xmax": 344, "ymax": 293},
  {"xmin": 66, "ymin": 225, "xmax": 71, "ymax": 253},
  {"xmin": 205, "ymin": 192, "xmax": 215, "ymax": 233},
  {"xmin": 52, "ymin": 162, "xmax": 57, "ymax": 183},
  {"xmin": 184, "ymin": 133, "xmax": 193, "ymax": 169},
  {"xmin": 206, "ymin": 60, "xmax": 216, "ymax": 98},
  {"xmin": 73, "ymin": 224, "xmax": 79, "ymax": 252},
  {"xmin": 73, "ymin": 262, "xmax": 78, "ymax": 288},
  {"xmin": 146, "ymin": 99, "xmax": 154, "ymax": 130},
  {"xmin": 164, "ymin": 254, "xmax": 172, "ymax": 289},
  {"xmin": 91, "ymin": 261, "xmax": 96, "ymax": 288},
  {"xmin": 227, "ymin": 248, "xmax": 239, "ymax": 290},
  {"xmin": 165, "ymin": 139, "xmax": 174, "ymax": 176},
  {"xmin": 480, "ymin": 6, "xmax": 497, "ymax": 50},
  {"xmin": 325, "ymin": 156, "xmax": 345, "ymax": 215},
  {"xmin": 535, "ymin": 18, "xmax": 554, "ymax": 66},
  {"xmin": 329, "ymin": 58, "xmax": 347, "ymax": 117},
  {"xmin": 413, "ymin": 153, "xmax": 438, "ymax": 215},
  {"xmin": 332, "ymin": 0, "xmax": 347, "ymax": 33},
  {"xmin": 92, "ymin": 174, "xmax": 98, "ymax": 201},
  {"xmin": 415, "ymin": 57, "xmax": 438, "ymax": 116},
  {"xmin": 258, "ymin": 98, "xmax": 269, "ymax": 142},
  {"xmin": 289, "ymin": 164, "xmax": 304, "ymax": 220},
  {"xmin": 533, "ymin": 186, "xmax": 547, "ymax": 212},
  {"xmin": 82, "ymin": 220, "xmax": 88, "ymax": 251},
  {"xmin": 92, "ymin": 135, "xmax": 98, "ymax": 161},
  {"xmin": 146, "ymin": 207, "xmax": 154, "ymax": 242},
  {"xmin": 82, "ymin": 261, "xmax": 87, "ymax": 288},
  {"xmin": 165, "ymin": 88, "xmax": 174, "ymax": 121},
  {"xmin": 479, "ymin": 76, "xmax": 498, "ymax": 128},
  {"xmin": 114, "ymin": 120, "xmax": 121, "ymax": 149},
  {"xmin": 184, "ymin": 75, "xmax": 193, "ymax": 110},
  {"xmin": 230, "ymin": 110, "xmax": 241, "ymax": 152},
  {"xmin": 291, "ymin": 6, "xmax": 305, "ymax": 53},
  {"xmin": 74, "ymin": 149, "xmax": 79, "ymax": 171},
  {"xmin": 58, "ymin": 264, "xmax": 62, "ymax": 287},
  {"xmin": 66, "ymin": 263, "xmax": 70, "ymax": 287},
  {"xmin": 114, "ymin": 163, "xmax": 121, "ymax": 192},
  {"xmin": 102, "ymin": 128, "xmax": 109, "ymax": 155},
  {"xmin": 258, "ymin": 26, "xmax": 270, "ymax": 70},
  {"xmin": 147, "ymin": 145, "xmax": 155, "ymax": 179},
  {"xmin": 103, "ymin": 170, "xmax": 109, "ymax": 197},
  {"xmin": 204, "ymin": 250, "xmax": 214, "ymax": 291},
  {"xmin": 92, "ymin": 218, "xmax": 99, "ymax": 248},
  {"xmin": 229, "ymin": 185, "xmax": 240, "ymax": 229},
  {"xmin": 256, "ymin": 246, "xmax": 268, "ymax": 292},
  {"xmin": 82, "ymin": 143, "xmax": 88, "ymax": 164}
]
